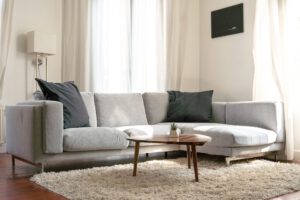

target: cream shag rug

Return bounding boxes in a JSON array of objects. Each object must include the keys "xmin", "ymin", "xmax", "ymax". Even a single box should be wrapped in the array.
[{"xmin": 31, "ymin": 158, "xmax": 300, "ymax": 200}]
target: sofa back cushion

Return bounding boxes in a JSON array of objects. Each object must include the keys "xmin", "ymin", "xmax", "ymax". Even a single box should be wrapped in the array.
[
  {"xmin": 80, "ymin": 92, "xmax": 97, "ymax": 127},
  {"xmin": 226, "ymin": 101, "xmax": 285, "ymax": 142},
  {"xmin": 143, "ymin": 92, "xmax": 226, "ymax": 124},
  {"xmin": 95, "ymin": 93, "xmax": 148, "ymax": 127},
  {"xmin": 142, "ymin": 92, "xmax": 169, "ymax": 124},
  {"xmin": 212, "ymin": 102, "xmax": 226, "ymax": 124}
]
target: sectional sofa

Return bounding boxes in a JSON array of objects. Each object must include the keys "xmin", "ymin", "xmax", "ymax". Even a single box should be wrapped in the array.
[{"xmin": 5, "ymin": 92, "xmax": 285, "ymax": 171}]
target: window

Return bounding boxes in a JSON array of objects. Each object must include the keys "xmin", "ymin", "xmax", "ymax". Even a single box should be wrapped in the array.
[{"xmin": 91, "ymin": 0, "xmax": 166, "ymax": 93}]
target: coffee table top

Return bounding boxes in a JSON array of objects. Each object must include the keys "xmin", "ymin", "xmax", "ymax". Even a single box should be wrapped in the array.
[{"xmin": 127, "ymin": 134, "xmax": 211, "ymax": 145}]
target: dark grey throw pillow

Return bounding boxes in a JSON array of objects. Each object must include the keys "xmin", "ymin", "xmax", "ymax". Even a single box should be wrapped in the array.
[
  {"xmin": 165, "ymin": 90, "xmax": 213, "ymax": 122},
  {"xmin": 35, "ymin": 78, "xmax": 90, "ymax": 129}
]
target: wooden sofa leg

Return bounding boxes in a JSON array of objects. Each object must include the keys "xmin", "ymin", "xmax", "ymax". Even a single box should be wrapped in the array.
[
  {"xmin": 146, "ymin": 153, "xmax": 149, "ymax": 158},
  {"xmin": 225, "ymin": 157, "xmax": 231, "ymax": 166},
  {"xmin": 12, "ymin": 155, "xmax": 15, "ymax": 171},
  {"xmin": 40, "ymin": 164, "xmax": 45, "ymax": 173},
  {"xmin": 274, "ymin": 152, "xmax": 278, "ymax": 162},
  {"xmin": 164, "ymin": 152, "xmax": 168, "ymax": 158},
  {"xmin": 11, "ymin": 154, "xmax": 45, "ymax": 173},
  {"xmin": 225, "ymin": 152, "xmax": 273, "ymax": 166}
]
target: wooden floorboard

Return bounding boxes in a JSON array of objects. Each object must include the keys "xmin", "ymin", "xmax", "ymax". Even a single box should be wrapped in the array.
[
  {"xmin": 0, "ymin": 153, "xmax": 66, "ymax": 200},
  {"xmin": 0, "ymin": 153, "xmax": 299, "ymax": 200}
]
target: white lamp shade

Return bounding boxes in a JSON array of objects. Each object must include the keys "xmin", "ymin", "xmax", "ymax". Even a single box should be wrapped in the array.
[{"xmin": 27, "ymin": 31, "xmax": 56, "ymax": 55}]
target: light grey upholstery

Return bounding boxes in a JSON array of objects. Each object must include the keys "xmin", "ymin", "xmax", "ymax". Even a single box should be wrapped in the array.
[
  {"xmin": 17, "ymin": 101, "xmax": 64, "ymax": 154},
  {"xmin": 5, "ymin": 92, "xmax": 285, "ymax": 168},
  {"xmin": 40, "ymin": 144, "xmax": 180, "ymax": 169},
  {"xmin": 192, "ymin": 142, "xmax": 284, "ymax": 157},
  {"xmin": 194, "ymin": 125, "xmax": 277, "ymax": 147},
  {"xmin": 212, "ymin": 102, "xmax": 226, "ymax": 123},
  {"xmin": 142, "ymin": 92, "xmax": 169, "ymax": 124},
  {"xmin": 6, "ymin": 105, "xmax": 43, "ymax": 162},
  {"xmin": 117, "ymin": 124, "xmax": 171, "ymax": 146},
  {"xmin": 95, "ymin": 93, "xmax": 148, "ymax": 127},
  {"xmin": 158, "ymin": 122, "xmax": 223, "ymax": 133},
  {"xmin": 161, "ymin": 122, "xmax": 277, "ymax": 147},
  {"xmin": 226, "ymin": 101, "xmax": 285, "ymax": 142},
  {"xmin": 123, "ymin": 129, "xmax": 158, "ymax": 147},
  {"xmin": 63, "ymin": 127, "xmax": 129, "ymax": 151},
  {"xmin": 80, "ymin": 92, "xmax": 97, "ymax": 127},
  {"xmin": 116, "ymin": 124, "xmax": 170, "ymax": 136}
]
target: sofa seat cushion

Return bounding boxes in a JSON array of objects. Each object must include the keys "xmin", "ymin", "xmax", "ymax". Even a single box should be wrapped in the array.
[
  {"xmin": 157, "ymin": 122, "xmax": 224, "ymax": 134},
  {"xmin": 194, "ymin": 124, "xmax": 277, "ymax": 147},
  {"xmin": 116, "ymin": 125, "xmax": 171, "ymax": 146},
  {"xmin": 63, "ymin": 127, "xmax": 129, "ymax": 151},
  {"xmin": 158, "ymin": 123, "xmax": 277, "ymax": 147}
]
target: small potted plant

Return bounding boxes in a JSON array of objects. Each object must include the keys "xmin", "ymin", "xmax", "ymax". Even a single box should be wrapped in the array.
[{"xmin": 170, "ymin": 123, "xmax": 180, "ymax": 137}]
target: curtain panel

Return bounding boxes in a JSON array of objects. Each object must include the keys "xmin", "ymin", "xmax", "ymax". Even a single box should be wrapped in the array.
[
  {"xmin": 253, "ymin": 0, "xmax": 300, "ymax": 160},
  {"xmin": 62, "ymin": 0, "xmax": 92, "ymax": 91},
  {"xmin": 91, "ymin": 0, "xmax": 167, "ymax": 93},
  {"xmin": 165, "ymin": 0, "xmax": 200, "ymax": 91},
  {"xmin": 0, "ymin": 0, "xmax": 14, "ymax": 98},
  {"xmin": 62, "ymin": 0, "xmax": 200, "ymax": 93}
]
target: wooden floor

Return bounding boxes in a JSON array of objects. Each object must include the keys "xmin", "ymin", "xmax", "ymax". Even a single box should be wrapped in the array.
[
  {"xmin": 0, "ymin": 153, "xmax": 300, "ymax": 200},
  {"xmin": 0, "ymin": 153, "xmax": 66, "ymax": 200}
]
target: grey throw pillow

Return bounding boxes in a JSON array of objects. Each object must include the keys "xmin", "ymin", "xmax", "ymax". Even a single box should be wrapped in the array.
[
  {"xmin": 165, "ymin": 90, "xmax": 213, "ymax": 122},
  {"xmin": 36, "ymin": 78, "xmax": 90, "ymax": 129}
]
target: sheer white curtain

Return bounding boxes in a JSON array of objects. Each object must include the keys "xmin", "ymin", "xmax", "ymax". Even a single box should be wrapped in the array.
[
  {"xmin": 0, "ymin": 0, "xmax": 14, "ymax": 144},
  {"xmin": 91, "ymin": 0, "xmax": 166, "ymax": 93},
  {"xmin": 131, "ymin": 0, "xmax": 166, "ymax": 92},
  {"xmin": 165, "ymin": 0, "xmax": 200, "ymax": 91},
  {"xmin": 0, "ymin": 0, "xmax": 14, "ymax": 98},
  {"xmin": 91, "ymin": 0, "xmax": 131, "ymax": 93},
  {"xmin": 253, "ymin": 0, "xmax": 300, "ymax": 160},
  {"xmin": 62, "ymin": 0, "xmax": 200, "ymax": 92},
  {"xmin": 62, "ymin": 0, "xmax": 92, "ymax": 91}
]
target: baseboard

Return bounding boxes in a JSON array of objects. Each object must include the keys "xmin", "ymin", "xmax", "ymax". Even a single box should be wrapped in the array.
[
  {"xmin": 295, "ymin": 150, "xmax": 300, "ymax": 161},
  {"xmin": 0, "ymin": 143, "xmax": 6, "ymax": 153}
]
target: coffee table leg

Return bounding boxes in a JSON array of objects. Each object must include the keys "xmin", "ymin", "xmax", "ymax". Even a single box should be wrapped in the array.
[
  {"xmin": 191, "ymin": 144, "xmax": 199, "ymax": 182},
  {"xmin": 186, "ymin": 145, "xmax": 191, "ymax": 169},
  {"xmin": 133, "ymin": 142, "xmax": 140, "ymax": 176}
]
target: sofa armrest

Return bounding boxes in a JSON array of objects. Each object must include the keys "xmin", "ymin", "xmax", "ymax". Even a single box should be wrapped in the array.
[
  {"xmin": 6, "ymin": 105, "xmax": 43, "ymax": 163},
  {"xmin": 6, "ymin": 100, "xmax": 64, "ymax": 160},
  {"xmin": 17, "ymin": 101, "xmax": 64, "ymax": 154},
  {"xmin": 226, "ymin": 101, "xmax": 285, "ymax": 142}
]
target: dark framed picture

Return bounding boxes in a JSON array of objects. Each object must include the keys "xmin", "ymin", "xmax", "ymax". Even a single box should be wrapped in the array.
[{"xmin": 211, "ymin": 3, "xmax": 244, "ymax": 38}]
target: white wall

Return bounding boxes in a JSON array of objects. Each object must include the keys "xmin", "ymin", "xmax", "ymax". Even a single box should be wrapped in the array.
[
  {"xmin": 2, "ymin": 0, "xmax": 62, "ymax": 105},
  {"xmin": 199, "ymin": 0, "xmax": 256, "ymax": 102}
]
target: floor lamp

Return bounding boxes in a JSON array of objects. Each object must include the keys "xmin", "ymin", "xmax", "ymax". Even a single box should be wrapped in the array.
[{"xmin": 27, "ymin": 31, "xmax": 56, "ymax": 90}]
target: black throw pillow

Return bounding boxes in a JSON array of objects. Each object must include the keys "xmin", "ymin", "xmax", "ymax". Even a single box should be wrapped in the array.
[
  {"xmin": 165, "ymin": 90, "xmax": 213, "ymax": 122},
  {"xmin": 35, "ymin": 78, "xmax": 90, "ymax": 129}
]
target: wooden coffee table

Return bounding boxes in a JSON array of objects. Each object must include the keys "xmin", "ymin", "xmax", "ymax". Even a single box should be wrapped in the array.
[{"xmin": 127, "ymin": 134, "xmax": 211, "ymax": 182}]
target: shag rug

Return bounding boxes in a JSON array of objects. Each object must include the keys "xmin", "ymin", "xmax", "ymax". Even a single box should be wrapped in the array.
[{"xmin": 31, "ymin": 158, "xmax": 300, "ymax": 200}]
